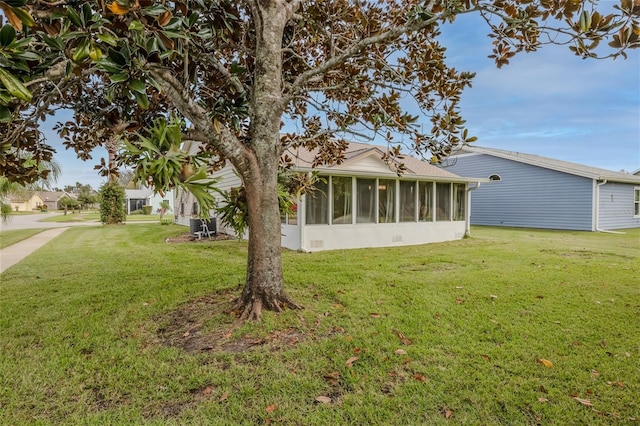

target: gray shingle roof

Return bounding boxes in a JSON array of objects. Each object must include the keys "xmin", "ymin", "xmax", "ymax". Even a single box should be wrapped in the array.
[
  {"xmin": 455, "ymin": 146, "xmax": 640, "ymax": 184},
  {"xmin": 286, "ymin": 141, "xmax": 480, "ymax": 181}
]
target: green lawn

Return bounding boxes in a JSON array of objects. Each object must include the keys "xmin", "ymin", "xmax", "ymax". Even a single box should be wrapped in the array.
[
  {"xmin": 40, "ymin": 212, "xmax": 100, "ymax": 223},
  {"xmin": 0, "ymin": 225, "xmax": 638, "ymax": 425},
  {"xmin": 0, "ymin": 228, "xmax": 46, "ymax": 249}
]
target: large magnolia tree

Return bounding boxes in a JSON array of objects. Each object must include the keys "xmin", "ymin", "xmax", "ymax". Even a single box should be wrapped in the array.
[{"xmin": 0, "ymin": 0, "xmax": 638, "ymax": 319}]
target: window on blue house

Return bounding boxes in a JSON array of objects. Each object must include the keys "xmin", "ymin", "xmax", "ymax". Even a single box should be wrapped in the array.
[{"xmin": 634, "ymin": 188, "xmax": 640, "ymax": 217}]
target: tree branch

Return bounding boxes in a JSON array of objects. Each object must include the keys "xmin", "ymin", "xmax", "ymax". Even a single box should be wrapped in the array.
[{"xmin": 148, "ymin": 66, "xmax": 249, "ymax": 167}]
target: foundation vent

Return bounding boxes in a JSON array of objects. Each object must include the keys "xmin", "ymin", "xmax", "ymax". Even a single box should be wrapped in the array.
[{"xmin": 310, "ymin": 240, "xmax": 324, "ymax": 249}]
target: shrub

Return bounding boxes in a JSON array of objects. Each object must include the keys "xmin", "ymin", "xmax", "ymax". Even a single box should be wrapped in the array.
[
  {"xmin": 142, "ymin": 205, "xmax": 153, "ymax": 215},
  {"xmin": 99, "ymin": 182, "xmax": 126, "ymax": 224}
]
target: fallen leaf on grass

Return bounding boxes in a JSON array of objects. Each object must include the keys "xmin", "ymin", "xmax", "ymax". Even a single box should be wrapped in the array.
[
  {"xmin": 182, "ymin": 331, "xmax": 190, "ymax": 337},
  {"xmin": 315, "ymin": 396, "xmax": 331, "ymax": 404},
  {"xmin": 353, "ymin": 347, "xmax": 361, "ymax": 354},
  {"xmin": 489, "ymin": 295, "xmax": 498, "ymax": 299},
  {"xmin": 370, "ymin": 313, "xmax": 381, "ymax": 318},
  {"xmin": 266, "ymin": 404, "xmax": 277, "ymax": 413},
  {"xmin": 202, "ymin": 386, "xmax": 213, "ymax": 396},
  {"xmin": 219, "ymin": 391, "xmax": 228, "ymax": 402},
  {"xmin": 441, "ymin": 408, "xmax": 453, "ymax": 419},
  {"xmin": 395, "ymin": 349, "xmax": 407, "ymax": 355},
  {"xmin": 455, "ymin": 299, "xmax": 465, "ymax": 304},
  {"xmin": 345, "ymin": 356, "xmax": 359, "ymax": 367},
  {"xmin": 537, "ymin": 358, "xmax": 553, "ymax": 367},
  {"xmin": 573, "ymin": 397, "xmax": 593, "ymax": 407},
  {"xmin": 324, "ymin": 371, "xmax": 340, "ymax": 386},
  {"xmin": 413, "ymin": 373, "xmax": 427, "ymax": 382},
  {"xmin": 481, "ymin": 354, "xmax": 491, "ymax": 362},
  {"xmin": 393, "ymin": 329, "xmax": 412, "ymax": 345},
  {"xmin": 538, "ymin": 397, "xmax": 549, "ymax": 403}
]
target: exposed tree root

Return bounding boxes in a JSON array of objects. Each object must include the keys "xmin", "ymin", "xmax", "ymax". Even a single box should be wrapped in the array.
[{"xmin": 231, "ymin": 291, "xmax": 302, "ymax": 321}]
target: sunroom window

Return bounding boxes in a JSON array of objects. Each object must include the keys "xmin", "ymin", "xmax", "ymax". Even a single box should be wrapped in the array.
[
  {"xmin": 305, "ymin": 177, "xmax": 329, "ymax": 225},
  {"xmin": 378, "ymin": 179, "xmax": 396, "ymax": 223},
  {"xmin": 453, "ymin": 183, "xmax": 466, "ymax": 221},
  {"xmin": 418, "ymin": 181, "xmax": 433, "ymax": 221},
  {"xmin": 436, "ymin": 182, "xmax": 450, "ymax": 221},
  {"xmin": 332, "ymin": 176, "xmax": 352, "ymax": 224},
  {"xmin": 357, "ymin": 178, "xmax": 376, "ymax": 223},
  {"xmin": 400, "ymin": 181, "xmax": 417, "ymax": 222}
]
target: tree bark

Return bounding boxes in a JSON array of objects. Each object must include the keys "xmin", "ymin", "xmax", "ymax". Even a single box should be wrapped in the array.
[
  {"xmin": 230, "ymin": 1, "xmax": 301, "ymax": 320},
  {"xmin": 232, "ymin": 154, "xmax": 301, "ymax": 321}
]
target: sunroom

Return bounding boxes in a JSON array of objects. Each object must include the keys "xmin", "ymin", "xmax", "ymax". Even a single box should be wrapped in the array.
[{"xmin": 276, "ymin": 142, "xmax": 484, "ymax": 251}]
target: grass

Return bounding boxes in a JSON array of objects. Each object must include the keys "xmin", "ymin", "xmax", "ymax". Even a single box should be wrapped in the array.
[
  {"xmin": 40, "ymin": 212, "xmax": 100, "ymax": 223},
  {"xmin": 126, "ymin": 214, "xmax": 168, "ymax": 222},
  {"xmin": 0, "ymin": 228, "xmax": 46, "ymax": 249},
  {"xmin": 0, "ymin": 225, "xmax": 638, "ymax": 425}
]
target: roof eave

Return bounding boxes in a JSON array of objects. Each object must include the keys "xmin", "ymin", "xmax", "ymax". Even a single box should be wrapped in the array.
[{"xmin": 292, "ymin": 166, "xmax": 488, "ymax": 183}]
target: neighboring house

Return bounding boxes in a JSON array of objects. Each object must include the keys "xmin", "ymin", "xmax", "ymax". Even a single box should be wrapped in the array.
[
  {"xmin": 125, "ymin": 188, "xmax": 174, "ymax": 214},
  {"xmin": 37, "ymin": 191, "xmax": 73, "ymax": 210},
  {"xmin": 445, "ymin": 146, "xmax": 640, "ymax": 231},
  {"xmin": 7, "ymin": 192, "xmax": 45, "ymax": 212},
  {"xmin": 175, "ymin": 142, "xmax": 485, "ymax": 252}
]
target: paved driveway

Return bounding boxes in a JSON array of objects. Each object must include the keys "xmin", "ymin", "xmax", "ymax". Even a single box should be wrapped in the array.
[{"xmin": 0, "ymin": 213, "xmax": 100, "ymax": 231}]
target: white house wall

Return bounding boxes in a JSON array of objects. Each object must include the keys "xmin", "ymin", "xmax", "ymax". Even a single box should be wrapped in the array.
[{"xmin": 301, "ymin": 221, "xmax": 466, "ymax": 252}]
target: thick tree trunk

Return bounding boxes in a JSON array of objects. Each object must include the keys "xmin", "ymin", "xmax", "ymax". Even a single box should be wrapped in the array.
[
  {"xmin": 231, "ymin": 1, "xmax": 301, "ymax": 320},
  {"xmin": 232, "ymin": 155, "xmax": 301, "ymax": 321}
]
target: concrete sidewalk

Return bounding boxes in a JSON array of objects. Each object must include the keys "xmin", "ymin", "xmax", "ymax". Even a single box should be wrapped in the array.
[{"xmin": 0, "ymin": 227, "xmax": 69, "ymax": 274}]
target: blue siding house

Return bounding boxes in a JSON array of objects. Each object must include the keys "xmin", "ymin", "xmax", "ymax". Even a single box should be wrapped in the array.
[{"xmin": 445, "ymin": 146, "xmax": 640, "ymax": 231}]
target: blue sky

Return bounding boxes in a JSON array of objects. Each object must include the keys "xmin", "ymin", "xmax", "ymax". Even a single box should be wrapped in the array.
[{"xmin": 44, "ymin": 12, "xmax": 639, "ymax": 189}]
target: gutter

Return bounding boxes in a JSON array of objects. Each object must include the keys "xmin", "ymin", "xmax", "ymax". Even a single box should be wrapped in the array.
[
  {"xmin": 464, "ymin": 182, "xmax": 481, "ymax": 237},
  {"xmin": 595, "ymin": 179, "xmax": 626, "ymax": 235}
]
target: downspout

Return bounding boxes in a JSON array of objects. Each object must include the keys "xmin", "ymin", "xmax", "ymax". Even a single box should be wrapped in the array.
[
  {"xmin": 595, "ymin": 179, "xmax": 626, "ymax": 235},
  {"xmin": 464, "ymin": 182, "xmax": 481, "ymax": 237}
]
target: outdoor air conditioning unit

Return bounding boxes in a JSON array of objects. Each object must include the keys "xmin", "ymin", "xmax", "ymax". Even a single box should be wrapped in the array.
[{"xmin": 189, "ymin": 218, "xmax": 217, "ymax": 236}]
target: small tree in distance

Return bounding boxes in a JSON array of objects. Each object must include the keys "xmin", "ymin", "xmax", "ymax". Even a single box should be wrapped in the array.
[
  {"xmin": 58, "ymin": 195, "xmax": 80, "ymax": 215},
  {"xmin": 0, "ymin": 1, "xmax": 637, "ymax": 319}
]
